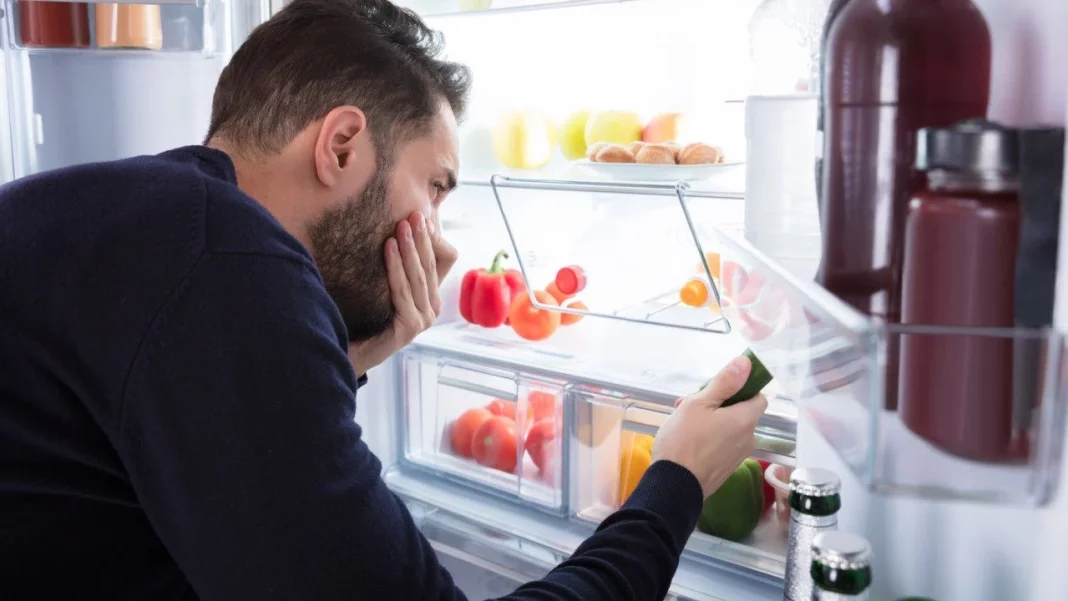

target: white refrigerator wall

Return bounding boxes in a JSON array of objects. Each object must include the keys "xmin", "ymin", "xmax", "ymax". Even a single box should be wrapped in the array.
[{"xmin": 429, "ymin": 0, "xmax": 761, "ymax": 178}]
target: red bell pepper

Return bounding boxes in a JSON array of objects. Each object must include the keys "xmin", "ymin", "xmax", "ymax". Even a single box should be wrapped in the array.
[{"xmin": 460, "ymin": 250, "xmax": 525, "ymax": 328}]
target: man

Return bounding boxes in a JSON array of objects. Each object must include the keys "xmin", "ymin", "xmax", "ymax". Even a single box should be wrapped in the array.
[{"xmin": 0, "ymin": 1, "xmax": 768, "ymax": 599}]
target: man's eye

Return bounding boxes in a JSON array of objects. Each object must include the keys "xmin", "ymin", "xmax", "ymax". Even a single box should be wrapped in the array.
[{"xmin": 433, "ymin": 182, "xmax": 447, "ymax": 194}]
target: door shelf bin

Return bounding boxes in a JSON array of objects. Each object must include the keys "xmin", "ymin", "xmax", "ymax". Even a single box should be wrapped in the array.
[
  {"xmin": 491, "ymin": 175, "xmax": 742, "ymax": 334},
  {"xmin": 713, "ymin": 226, "xmax": 1068, "ymax": 506},
  {"xmin": 400, "ymin": 349, "xmax": 568, "ymax": 513},
  {"xmin": 3, "ymin": 0, "xmax": 227, "ymax": 55},
  {"xmin": 569, "ymin": 387, "xmax": 787, "ymax": 577}
]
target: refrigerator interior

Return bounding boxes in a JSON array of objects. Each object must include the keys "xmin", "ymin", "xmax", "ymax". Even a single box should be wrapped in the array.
[
  {"xmin": 0, "ymin": 0, "xmax": 1065, "ymax": 599},
  {"xmin": 366, "ymin": 0, "xmax": 1068, "ymax": 599}
]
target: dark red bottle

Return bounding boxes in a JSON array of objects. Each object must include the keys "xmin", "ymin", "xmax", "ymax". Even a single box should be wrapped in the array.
[
  {"xmin": 17, "ymin": 1, "xmax": 90, "ymax": 48},
  {"xmin": 899, "ymin": 122, "xmax": 1022, "ymax": 463},
  {"xmin": 817, "ymin": 0, "xmax": 992, "ymax": 409}
]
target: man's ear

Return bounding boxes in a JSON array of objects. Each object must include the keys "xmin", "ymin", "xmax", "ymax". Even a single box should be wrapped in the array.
[{"xmin": 313, "ymin": 106, "xmax": 368, "ymax": 187}]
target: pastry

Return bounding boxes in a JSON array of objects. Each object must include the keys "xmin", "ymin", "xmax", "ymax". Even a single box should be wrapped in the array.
[
  {"xmin": 634, "ymin": 143, "xmax": 677, "ymax": 165},
  {"xmin": 586, "ymin": 142, "xmax": 608, "ymax": 161},
  {"xmin": 663, "ymin": 141, "xmax": 682, "ymax": 162},
  {"xmin": 594, "ymin": 144, "xmax": 635, "ymax": 163},
  {"xmin": 627, "ymin": 141, "xmax": 645, "ymax": 156},
  {"xmin": 677, "ymin": 142, "xmax": 722, "ymax": 165}
]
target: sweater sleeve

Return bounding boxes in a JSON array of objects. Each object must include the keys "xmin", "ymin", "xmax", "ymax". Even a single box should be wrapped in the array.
[{"xmin": 117, "ymin": 251, "xmax": 702, "ymax": 601}]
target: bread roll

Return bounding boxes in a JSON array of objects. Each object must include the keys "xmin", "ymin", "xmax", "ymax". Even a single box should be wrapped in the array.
[
  {"xmin": 594, "ymin": 144, "xmax": 635, "ymax": 163},
  {"xmin": 663, "ymin": 141, "xmax": 682, "ymax": 162},
  {"xmin": 677, "ymin": 142, "xmax": 722, "ymax": 165},
  {"xmin": 586, "ymin": 142, "xmax": 608, "ymax": 161},
  {"xmin": 634, "ymin": 143, "xmax": 677, "ymax": 165},
  {"xmin": 627, "ymin": 141, "xmax": 645, "ymax": 156}
]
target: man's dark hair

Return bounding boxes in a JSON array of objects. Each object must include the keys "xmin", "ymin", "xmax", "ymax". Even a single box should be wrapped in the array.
[{"xmin": 205, "ymin": 0, "xmax": 470, "ymax": 162}]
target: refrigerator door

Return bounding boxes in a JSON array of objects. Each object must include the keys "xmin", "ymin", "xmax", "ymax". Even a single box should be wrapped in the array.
[{"xmin": 0, "ymin": 0, "xmax": 272, "ymax": 183}]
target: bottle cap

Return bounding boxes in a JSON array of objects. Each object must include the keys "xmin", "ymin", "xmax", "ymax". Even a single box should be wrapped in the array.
[
  {"xmin": 789, "ymin": 468, "xmax": 841, "ymax": 497},
  {"xmin": 811, "ymin": 531, "xmax": 873, "ymax": 571},
  {"xmin": 916, "ymin": 119, "xmax": 1020, "ymax": 176}
]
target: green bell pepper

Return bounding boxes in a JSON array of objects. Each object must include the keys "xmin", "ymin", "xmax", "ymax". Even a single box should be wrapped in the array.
[{"xmin": 696, "ymin": 458, "xmax": 765, "ymax": 542}]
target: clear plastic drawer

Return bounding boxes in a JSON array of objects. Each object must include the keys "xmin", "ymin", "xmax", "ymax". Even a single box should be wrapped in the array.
[
  {"xmin": 569, "ymin": 386, "xmax": 786, "ymax": 577},
  {"xmin": 400, "ymin": 349, "xmax": 567, "ymax": 513}
]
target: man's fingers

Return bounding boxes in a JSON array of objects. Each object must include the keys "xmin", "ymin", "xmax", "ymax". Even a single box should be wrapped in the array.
[
  {"xmin": 385, "ymin": 237, "xmax": 414, "ymax": 315},
  {"xmin": 429, "ymin": 216, "xmax": 459, "ymax": 282},
  {"xmin": 694, "ymin": 355, "xmax": 753, "ymax": 409},
  {"xmin": 396, "ymin": 220, "xmax": 432, "ymax": 323},
  {"xmin": 718, "ymin": 393, "xmax": 769, "ymax": 431},
  {"xmin": 409, "ymin": 212, "xmax": 441, "ymax": 316}
]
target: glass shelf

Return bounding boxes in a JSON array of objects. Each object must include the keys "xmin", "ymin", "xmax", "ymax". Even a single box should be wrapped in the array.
[
  {"xmin": 711, "ymin": 225, "xmax": 1068, "ymax": 506},
  {"xmin": 490, "ymin": 174, "xmax": 742, "ymax": 334},
  {"xmin": 398, "ymin": 0, "xmax": 633, "ymax": 18},
  {"xmin": 460, "ymin": 163, "xmax": 747, "ymax": 198}
]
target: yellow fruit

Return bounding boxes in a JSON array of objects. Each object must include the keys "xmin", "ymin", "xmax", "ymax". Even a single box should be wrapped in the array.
[
  {"xmin": 492, "ymin": 110, "xmax": 556, "ymax": 170},
  {"xmin": 621, "ymin": 431, "xmax": 655, "ymax": 455},
  {"xmin": 618, "ymin": 444, "xmax": 653, "ymax": 505},
  {"xmin": 558, "ymin": 110, "xmax": 591, "ymax": 160},
  {"xmin": 584, "ymin": 110, "xmax": 643, "ymax": 147},
  {"xmin": 459, "ymin": 0, "xmax": 492, "ymax": 9}
]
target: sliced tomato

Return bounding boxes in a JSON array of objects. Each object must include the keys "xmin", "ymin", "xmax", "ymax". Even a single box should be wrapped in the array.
[
  {"xmin": 485, "ymin": 398, "xmax": 517, "ymax": 421},
  {"xmin": 524, "ymin": 419, "xmax": 556, "ymax": 471},
  {"xmin": 527, "ymin": 391, "xmax": 556, "ymax": 422}
]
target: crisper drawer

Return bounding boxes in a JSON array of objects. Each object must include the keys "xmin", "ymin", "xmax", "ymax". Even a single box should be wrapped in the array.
[
  {"xmin": 400, "ymin": 349, "xmax": 568, "ymax": 514},
  {"xmin": 569, "ymin": 386, "xmax": 787, "ymax": 578}
]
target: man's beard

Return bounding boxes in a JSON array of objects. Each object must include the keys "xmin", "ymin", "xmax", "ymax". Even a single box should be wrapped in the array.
[{"xmin": 308, "ymin": 170, "xmax": 395, "ymax": 343}]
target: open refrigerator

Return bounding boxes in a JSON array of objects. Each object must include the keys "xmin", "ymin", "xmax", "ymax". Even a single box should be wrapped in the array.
[{"xmin": 2, "ymin": 1, "xmax": 1067, "ymax": 600}]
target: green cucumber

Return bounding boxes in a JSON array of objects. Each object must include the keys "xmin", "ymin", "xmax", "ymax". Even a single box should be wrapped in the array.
[{"xmin": 703, "ymin": 348, "xmax": 772, "ymax": 407}]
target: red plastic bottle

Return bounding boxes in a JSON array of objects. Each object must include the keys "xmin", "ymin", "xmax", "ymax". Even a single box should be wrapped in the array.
[
  {"xmin": 818, "ymin": 0, "xmax": 991, "ymax": 409},
  {"xmin": 899, "ymin": 122, "xmax": 1023, "ymax": 463}
]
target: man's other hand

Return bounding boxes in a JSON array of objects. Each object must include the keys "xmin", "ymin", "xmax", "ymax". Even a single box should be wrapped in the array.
[{"xmin": 652, "ymin": 356, "xmax": 769, "ymax": 498}]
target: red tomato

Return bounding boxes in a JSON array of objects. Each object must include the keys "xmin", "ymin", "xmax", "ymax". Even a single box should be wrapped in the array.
[
  {"xmin": 524, "ymin": 419, "xmax": 556, "ymax": 471},
  {"xmin": 527, "ymin": 391, "xmax": 556, "ymax": 422},
  {"xmin": 560, "ymin": 300, "xmax": 587, "ymax": 326},
  {"xmin": 485, "ymin": 399, "xmax": 517, "ymax": 421},
  {"xmin": 509, "ymin": 290, "xmax": 562, "ymax": 341},
  {"xmin": 471, "ymin": 416, "xmax": 518, "ymax": 473},
  {"xmin": 450, "ymin": 408, "xmax": 493, "ymax": 458}
]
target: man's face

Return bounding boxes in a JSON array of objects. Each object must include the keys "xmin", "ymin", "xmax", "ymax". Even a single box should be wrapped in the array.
[{"xmin": 308, "ymin": 104, "xmax": 459, "ymax": 343}]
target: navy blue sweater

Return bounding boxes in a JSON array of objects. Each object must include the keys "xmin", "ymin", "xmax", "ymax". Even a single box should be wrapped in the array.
[{"xmin": 0, "ymin": 146, "xmax": 704, "ymax": 600}]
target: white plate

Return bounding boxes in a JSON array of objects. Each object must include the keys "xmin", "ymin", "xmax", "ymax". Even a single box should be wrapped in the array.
[{"xmin": 573, "ymin": 159, "xmax": 744, "ymax": 182}]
